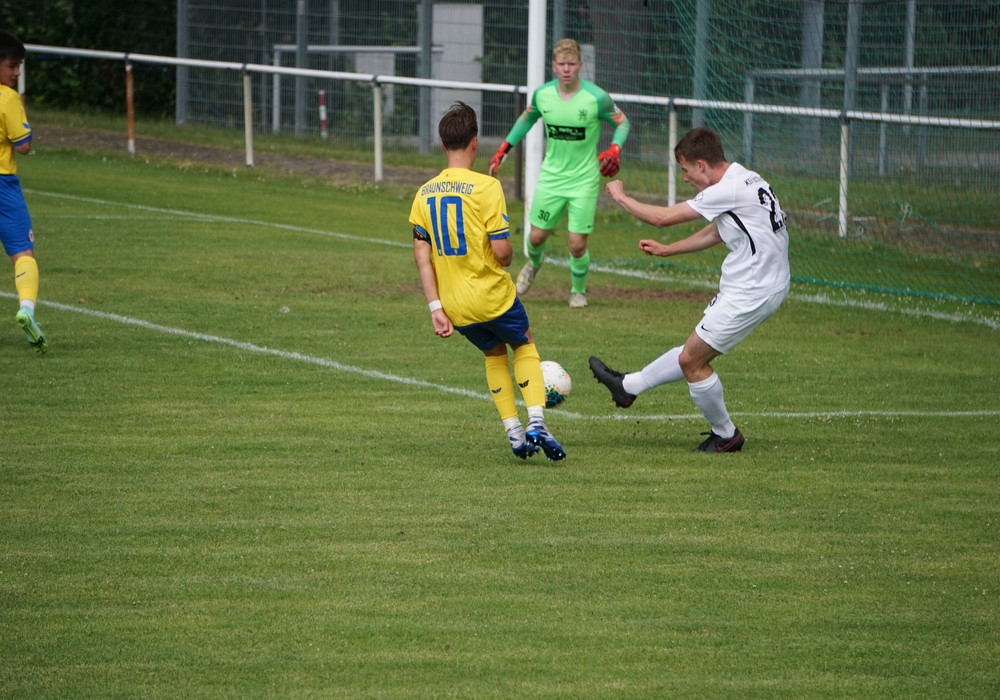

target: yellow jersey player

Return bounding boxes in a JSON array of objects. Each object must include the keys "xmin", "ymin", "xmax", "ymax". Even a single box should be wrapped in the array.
[
  {"xmin": 409, "ymin": 101, "xmax": 565, "ymax": 461},
  {"xmin": 489, "ymin": 38, "xmax": 630, "ymax": 309},
  {"xmin": 0, "ymin": 31, "xmax": 46, "ymax": 354}
]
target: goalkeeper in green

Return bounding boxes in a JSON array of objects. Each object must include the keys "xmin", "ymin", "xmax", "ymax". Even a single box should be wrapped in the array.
[{"xmin": 489, "ymin": 38, "xmax": 630, "ymax": 308}]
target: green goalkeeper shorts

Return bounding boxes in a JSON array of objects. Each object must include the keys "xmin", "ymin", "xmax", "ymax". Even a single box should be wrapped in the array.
[{"xmin": 528, "ymin": 187, "xmax": 598, "ymax": 234}]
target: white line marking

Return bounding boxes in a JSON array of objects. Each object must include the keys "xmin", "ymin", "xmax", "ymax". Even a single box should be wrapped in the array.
[
  {"xmin": 24, "ymin": 189, "xmax": 1000, "ymax": 330},
  {"xmin": 41, "ymin": 215, "xmax": 196, "ymax": 221},
  {"xmin": 791, "ymin": 292, "xmax": 1000, "ymax": 330},
  {"xmin": 25, "ymin": 189, "xmax": 412, "ymax": 248},
  {"xmin": 580, "ymin": 262, "xmax": 1000, "ymax": 330},
  {"xmin": 4, "ymin": 293, "xmax": 996, "ymax": 421},
  {"xmin": 3, "ymin": 293, "xmax": 486, "ymax": 402},
  {"xmin": 27, "ymin": 188, "xmax": 1000, "ymax": 329}
]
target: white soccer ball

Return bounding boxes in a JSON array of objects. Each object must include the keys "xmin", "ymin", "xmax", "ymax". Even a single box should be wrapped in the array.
[{"xmin": 540, "ymin": 360, "xmax": 572, "ymax": 408}]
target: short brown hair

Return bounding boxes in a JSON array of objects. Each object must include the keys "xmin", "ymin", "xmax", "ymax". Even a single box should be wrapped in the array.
[
  {"xmin": 438, "ymin": 101, "xmax": 478, "ymax": 151},
  {"xmin": 675, "ymin": 127, "xmax": 727, "ymax": 165},
  {"xmin": 552, "ymin": 38, "xmax": 581, "ymax": 62},
  {"xmin": 0, "ymin": 31, "xmax": 25, "ymax": 62}
]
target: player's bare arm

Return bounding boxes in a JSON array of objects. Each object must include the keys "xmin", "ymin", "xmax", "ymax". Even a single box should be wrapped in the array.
[
  {"xmin": 606, "ymin": 180, "xmax": 702, "ymax": 228},
  {"xmin": 413, "ymin": 238, "xmax": 453, "ymax": 338},
  {"xmin": 490, "ymin": 237, "xmax": 513, "ymax": 267},
  {"xmin": 639, "ymin": 221, "xmax": 722, "ymax": 258}
]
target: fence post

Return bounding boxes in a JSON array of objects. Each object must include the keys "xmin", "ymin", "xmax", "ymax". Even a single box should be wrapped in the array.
[
  {"xmin": 318, "ymin": 89, "xmax": 328, "ymax": 140},
  {"xmin": 838, "ymin": 114, "xmax": 850, "ymax": 238},
  {"xmin": 125, "ymin": 57, "xmax": 136, "ymax": 157},
  {"xmin": 243, "ymin": 68, "xmax": 254, "ymax": 168},
  {"xmin": 743, "ymin": 75, "xmax": 755, "ymax": 165},
  {"xmin": 513, "ymin": 87, "xmax": 523, "ymax": 201},
  {"xmin": 272, "ymin": 50, "xmax": 282, "ymax": 134},
  {"xmin": 668, "ymin": 101, "xmax": 678, "ymax": 207},
  {"xmin": 918, "ymin": 75, "xmax": 928, "ymax": 168},
  {"xmin": 878, "ymin": 83, "xmax": 888, "ymax": 178},
  {"xmin": 372, "ymin": 79, "xmax": 383, "ymax": 184}
]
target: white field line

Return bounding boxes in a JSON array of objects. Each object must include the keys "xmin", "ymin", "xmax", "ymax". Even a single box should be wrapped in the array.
[
  {"xmin": 41, "ymin": 215, "xmax": 197, "ymax": 221},
  {"xmin": 2, "ymin": 292, "xmax": 485, "ymax": 403},
  {"xmin": 576, "ymin": 263, "xmax": 1000, "ymax": 331},
  {"xmin": 28, "ymin": 189, "xmax": 1000, "ymax": 331},
  {"xmin": 4, "ymin": 292, "xmax": 996, "ymax": 422},
  {"xmin": 14, "ymin": 188, "xmax": 999, "ymax": 420},
  {"xmin": 25, "ymin": 189, "xmax": 412, "ymax": 249}
]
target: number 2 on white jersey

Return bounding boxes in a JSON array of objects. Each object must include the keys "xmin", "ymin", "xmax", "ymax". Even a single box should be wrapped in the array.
[{"xmin": 758, "ymin": 187, "xmax": 786, "ymax": 233}]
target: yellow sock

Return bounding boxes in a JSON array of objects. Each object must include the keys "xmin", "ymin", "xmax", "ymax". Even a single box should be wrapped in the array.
[
  {"xmin": 512, "ymin": 343, "xmax": 546, "ymax": 410},
  {"xmin": 485, "ymin": 354, "xmax": 518, "ymax": 421},
  {"xmin": 14, "ymin": 256, "xmax": 39, "ymax": 307}
]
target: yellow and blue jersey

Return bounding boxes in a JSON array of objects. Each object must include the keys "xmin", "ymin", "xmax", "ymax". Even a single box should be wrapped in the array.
[
  {"xmin": 409, "ymin": 167, "xmax": 516, "ymax": 327},
  {"xmin": 0, "ymin": 83, "xmax": 33, "ymax": 255},
  {"xmin": 0, "ymin": 83, "xmax": 31, "ymax": 175}
]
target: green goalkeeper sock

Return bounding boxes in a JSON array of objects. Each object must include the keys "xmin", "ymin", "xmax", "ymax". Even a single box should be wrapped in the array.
[
  {"xmin": 570, "ymin": 251, "xmax": 590, "ymax": 294},
  {"xmin": 526, "ymin": 239, "xmax": 545, "ymax": 269}
]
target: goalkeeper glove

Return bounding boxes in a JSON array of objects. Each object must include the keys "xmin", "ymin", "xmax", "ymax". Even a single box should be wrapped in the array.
[
  {"xmin": 598, "ymin": 143, "xmax": 622, "ymax": 177},
  {"xmin": 488, "ymin": 141, "xmax": 511, "ymax": 176}
]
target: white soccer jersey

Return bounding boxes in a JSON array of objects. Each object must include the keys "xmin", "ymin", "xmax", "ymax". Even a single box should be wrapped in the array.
[{"xmin": 687, "ymin": 162, "xmax": 790, "ymax": 298}]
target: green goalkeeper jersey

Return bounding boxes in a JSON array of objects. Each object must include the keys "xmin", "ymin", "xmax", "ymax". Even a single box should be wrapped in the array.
[{"xmin": 504, "ymin": 79, "xmax": 630, "ymax": 195}]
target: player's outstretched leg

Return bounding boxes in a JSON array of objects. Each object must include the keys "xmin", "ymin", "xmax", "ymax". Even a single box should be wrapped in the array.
[
  {"xmin": 693, "ymin": 428, "xmax": 745, "ymax": 453},
  {"xmin": 16, "ymin": 307, "xmax": 48, "ymax": 354},
  {"xmin": 525, "ymin": 419, "xmax": 566, "ymax": 461},
  {"xmin": 588, "ymin": 356, "xmax": 635, "ymax": 408}
]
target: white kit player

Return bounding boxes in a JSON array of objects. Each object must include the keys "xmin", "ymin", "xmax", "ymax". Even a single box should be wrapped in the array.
[{"xmin": 589, "ymin": 126, "xmax": 790, "ymax": 452}]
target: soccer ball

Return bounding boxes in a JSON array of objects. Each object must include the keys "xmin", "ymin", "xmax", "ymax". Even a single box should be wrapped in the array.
[{"xmin": 540, "ymin": 360, "xmax": 572, "ymax": 408}]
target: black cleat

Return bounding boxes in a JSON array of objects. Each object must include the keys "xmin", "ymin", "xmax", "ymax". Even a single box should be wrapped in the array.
[
  {"xmin": 693, "ymin": 428, "xmax": 745, "ymax": 453},
  {"xmin": 588, "ymin": 355, "xmax": 636, "ymax": 408}
]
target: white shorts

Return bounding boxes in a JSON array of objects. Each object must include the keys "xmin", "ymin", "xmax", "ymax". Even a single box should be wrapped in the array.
[{"xmin": 694, "ymin": 287, "xmax": 788, "ymax": 354}]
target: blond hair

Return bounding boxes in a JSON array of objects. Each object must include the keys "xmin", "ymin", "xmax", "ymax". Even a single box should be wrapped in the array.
[{"xmin": 552, "ymin": 38, "xmax": 581, "ymax": 62}]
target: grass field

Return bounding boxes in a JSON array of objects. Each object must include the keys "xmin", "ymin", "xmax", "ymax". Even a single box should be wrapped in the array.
[{"xmin": 2, "ymin": 142, "xmax": 999, "ymax": 698}]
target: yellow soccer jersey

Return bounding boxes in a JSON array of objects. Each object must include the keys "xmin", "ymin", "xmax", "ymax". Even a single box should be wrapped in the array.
[
  {"xmin": 0, "ymin": 84, "xmax": 31, "ymax": 175},
  {"xmin": 409, "ymin": 167, "xmax": 515, "ymax": 327}
]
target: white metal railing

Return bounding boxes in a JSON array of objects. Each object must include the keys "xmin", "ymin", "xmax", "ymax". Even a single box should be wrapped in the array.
[
  {"xmin": 745, "ymin": 65, "xmax": 1000, "ymax": 177},
  {"xmin": 269, "ymin": 44, "xmax": 445, "ymax": 135},
  {"xmin": 23, "ymin": 44, "xmax": 1000, "ymax": 238},
  {"xmin": 24, "ymin": 43, "xmax": 523, "ymax": 186}
]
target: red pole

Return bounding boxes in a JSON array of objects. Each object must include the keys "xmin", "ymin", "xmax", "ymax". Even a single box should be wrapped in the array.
[
  {"xmin": 125, "ymin": 60, "xmax": 135, "ymax": 157},
  {"xmin": 318, "ymin": 89, "xmax": 328, "ymax": 140}
]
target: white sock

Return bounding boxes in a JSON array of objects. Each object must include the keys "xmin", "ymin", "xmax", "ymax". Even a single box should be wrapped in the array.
[
  {"xmin": 688, "ymin": 372, "xmax": 736, "ymax": 438},
  {"xmin": 526, "ymin": 412, "xmax": 545, "ymax": 433},
  {"xmin": 19, "ymin": 300, "xmax": 35, "ymax": 312},
  {"xmin": 623, "ymin": 346, "xmax": 684, "ymax": 395},
  {"xmin": 504, "ymin": 417, "xmax": 526, "ymax": 445}
]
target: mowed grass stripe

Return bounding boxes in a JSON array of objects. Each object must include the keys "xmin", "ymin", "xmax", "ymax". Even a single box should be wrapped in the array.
[{"xmin": 1, "ymin": 146, "xmax": 996, "ymax": 699}]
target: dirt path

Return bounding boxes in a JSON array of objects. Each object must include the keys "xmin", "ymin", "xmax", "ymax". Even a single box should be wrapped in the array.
[{"xmin": 34, "ymin": 123, "xmax": 441, "ymax": 190}]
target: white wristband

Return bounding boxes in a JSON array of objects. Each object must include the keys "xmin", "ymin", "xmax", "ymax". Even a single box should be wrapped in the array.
[{"xmin": 428, "ymin": 300, "xmax": 443, "ymax": 312}]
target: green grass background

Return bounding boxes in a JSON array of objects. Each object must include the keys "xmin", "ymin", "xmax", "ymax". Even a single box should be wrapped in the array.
[{"xmin": 1, "ymin": 139, "xmax": 998, "ymax": 698}]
